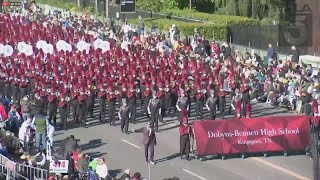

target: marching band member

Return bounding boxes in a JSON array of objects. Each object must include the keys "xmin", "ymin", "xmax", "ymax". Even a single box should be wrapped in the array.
[
  {"xmin": 98, "ymin": 83, "xmax": 107, "ymax": 123},
  {"xmin": 58, "ymin": 94, "xmax": 68, "ymax": 130},
  {"xmin": 179, "ymin": 117, "xmax": 193, "ymax": 160},
  {"xmin": 206, "ymin": 89, "xmax": 218, "ymax": 120},
  {"xmin": 218, "ymin": 85, "xmax": 227, "ymax": 119},
  {"xmin": 241, "ymin": 87, "xmax": 252, "ymax": 118},
  {"xmin": 176, "ymin": 90, "xmax": 189, "ymax": 124},
  {"xmin": 148, "ymin": 91, "xmax": 161, "ymax": 132},
  {"xmin": 107, "ymin": 87, "xmax": 117, "ymax": 125},
  {"xmin": 143, "ymin": 83, "xmax": 152, "ymax": 118},
  {"xmin": 164, "ymin": 82, "xmax": 172, "ymax": 117},
  {"xmin": 118, "ymin": 99, "xmax": 131, "ymax": 134},
  {"xmin": 78, "ymin": 87, "xmax": 88, "ymax": 127},
  {"xmin": 71, "ymin": 85, "xmax": 79, "ymax": 124},
  {"xmin": 157, "ymin": 84, "xmax": 165, "ymax": 124},
  {"xmin": 231, "ymin": 88, "xmax": 242, "ymax": 118},
  {"xmin": 48, "ymin": 87, "xmax": 58, "ymax": 126},
  {"xmin": 194, "ymin": 85, "xmax": 205, "ymax": 120},
  {"xmin": 86, "ymin": 80, "xmax": 95, "ymax": 118},
  {"xmin": 128, "ymin": 83, "xmax": 137, "ymax": 124}
]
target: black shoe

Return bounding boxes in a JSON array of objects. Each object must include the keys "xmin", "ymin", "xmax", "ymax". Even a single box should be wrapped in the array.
[
  {"xmin": 180, "ymin": 156, "xmax": 184, "ymax": 159},
  {"xmin": 186, "ymin": 157, "xmax": 191, "ymax": 161}
]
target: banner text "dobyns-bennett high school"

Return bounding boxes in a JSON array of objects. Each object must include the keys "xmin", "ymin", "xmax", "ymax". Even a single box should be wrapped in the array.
[{"xmin": 207, "ymin": 128, "xmax": 300, "ymax": 138}]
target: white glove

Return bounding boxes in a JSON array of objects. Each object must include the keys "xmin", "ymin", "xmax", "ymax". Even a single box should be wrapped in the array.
[
  {"xmin": 206, "ymin": 105, "xmax": 210, "ymax": 111},
  {"xmin": 231, "ymin": 104, "xmax": 235, "ymax": 110}
]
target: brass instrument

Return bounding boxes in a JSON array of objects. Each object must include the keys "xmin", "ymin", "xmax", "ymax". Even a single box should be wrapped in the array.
[
  {"xmin": 165, "ymin": 87, "xmax": 170, "ymax": 92},
  {"xmin": 55, "ymin": 92, "xmax": 60, "ymax": 96},
  {"xmin": 46, "ymin": 89, "xmax": 51, "ymax": 93},
  {"xmin": 43, "ymin": 59, "xmax": 47, "ymax": 64},
  {"xmin": 92, "ymin": 86, "xmax": 97, "ymax": 90},
  {"xmin": 106, "ymin": 89, "xmax": 109, "ymax": 93},
  {"xmin": 136, "ymin": 88, "xmax": 140, "ymax": 93},
  {"xmin": 114, "ymin": 90, "xmax": 119, "ymax": 95},
  {"xmin": 68, "ymin": 84, "xmax": 72, "ymax": 88},
  {"xmin": 100, "ymin": 62, "xmax": 104, "ymax": 66},
  {"xmin": 76, "ymin": 89, "xmax": 80, "ymax": 93},
  {"xmin": 65, "ymin": 97, "xmax": 71, "ymax": 102},
  {"xmin": 86, "ymin": 91, "xmax": 91, "ymax": 95}
]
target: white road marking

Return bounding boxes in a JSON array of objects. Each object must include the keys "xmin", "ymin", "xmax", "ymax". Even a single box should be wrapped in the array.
[
  {"xmin": 121, "ymin": 139, "xmax": 141, "ymax": 149},
  {"xmin": 251, "ymin": 157, "xmax": 310, "ymax": 180},
  {"xmin": 182, "ymin": 168, "xmax": 207, "ymax": 180}
]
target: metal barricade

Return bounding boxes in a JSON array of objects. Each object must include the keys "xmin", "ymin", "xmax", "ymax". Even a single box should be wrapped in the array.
[
  {"xmin": 0, "ymin": 153, "xmax": 16, "ymax": 180},
  {"xmin": 0, "ymin": 150, "xmax": 48, "ymax": 180},
  {"xmin": 15, "ymin": 163, "xmax": 48, "ymax": 180}
]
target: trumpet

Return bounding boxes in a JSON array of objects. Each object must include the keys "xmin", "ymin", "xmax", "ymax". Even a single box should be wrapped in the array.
[
  {"xmin": 92, "ymin": 86, "xmax": 97, "ymax": 90},
  {"xmin": 100, "ymin": 62, "xmax": 104, "ymax": 66},
  {"xmin": 136, "ymin": 88, "xmax": 140, "ymax": 93},
  {"xmin": 68, "ymin": 84, "xmax": 72, "ymax": 88},
  {"xmin": 43, "ymin": 59, "xmax": 47, "ymax": 64},
  {"xmin": 46, "ymin": 89, "xmax": 51, "ymax": 93},
  {"xmin": 86, "ymin": 91, "xmax": 91, "ymax": 95},
  {"xmin": 165, "ymin": 87, "xmax": 170, "ymax": 92},
  {"xmin": 76, "ymin": 89, "xmax": 80, "ymax": 93},
  {"xmin": 114, "ymin": 90, "xmax": 119, "ymax": 95},
  {"xmin": 65, "ymin": 97, "xmax": 71, "ymax": 102},
  {"xmin": 106, "ymin": 89, "xmax": 109, "ymax": 93},
  {"xmin": 55, "ymin": 92, "xmax": 60, "ymax": 96}
]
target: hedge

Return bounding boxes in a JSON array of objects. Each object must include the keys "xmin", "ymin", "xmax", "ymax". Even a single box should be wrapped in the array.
[
  {"xmin": 128, "ymin": 18, "xmax": 228, "ymax": 42},
  {"xmin": 161, "ymin": 9, "xmax": 260, "ymax": 26}
]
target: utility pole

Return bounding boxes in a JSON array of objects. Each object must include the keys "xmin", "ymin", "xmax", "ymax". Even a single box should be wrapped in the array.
[
  {"xmin": 95, "ymin": 0, "xmax": 98, "ymax": 20},
  {"xmin": 189, "ymin": 0, "xmax": 192, "ymax": 9}
]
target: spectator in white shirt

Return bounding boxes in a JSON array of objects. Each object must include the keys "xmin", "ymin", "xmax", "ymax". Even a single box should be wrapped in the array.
[
  {"xmin": 96, "ymin": 157, "xmax": 108, "ymax": 179},
  {"xmin": 18, "ymin": 116, "xmax": 32, "ymax": 146}
]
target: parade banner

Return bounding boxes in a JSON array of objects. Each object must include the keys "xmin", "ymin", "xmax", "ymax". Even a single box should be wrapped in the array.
[{"xmin": 193, "ymin": 116, "xmax": 311, "ymax": 156}]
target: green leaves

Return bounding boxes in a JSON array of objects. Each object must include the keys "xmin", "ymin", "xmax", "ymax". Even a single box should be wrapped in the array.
[
  {"xmin": 128, "ymin": 18, "xmax": 229, "ymax": 41},
  {"xmin": 161, "ymin": 8, "xmax": 259, "ymax": 25}
]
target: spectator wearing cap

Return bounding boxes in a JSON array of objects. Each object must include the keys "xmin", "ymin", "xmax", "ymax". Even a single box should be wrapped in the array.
[{"xmin": 96, "ymin": 157, "xmax": 109, "ymax": 179}]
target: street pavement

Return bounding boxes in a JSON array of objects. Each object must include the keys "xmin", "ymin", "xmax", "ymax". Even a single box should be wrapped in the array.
[{"xmin": 53, "ymin": 99, "xmax": 313, "ymax": 180}]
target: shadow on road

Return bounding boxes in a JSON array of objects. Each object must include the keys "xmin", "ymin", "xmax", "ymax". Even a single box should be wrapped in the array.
[
  {"xmin": 156, "ymin": 153, "xmax": 181, "ymax": 163},
  {"xmin": 80, "ymin": 139, "xmax": 107, "ymax": 152},
  {"xmin": 109, "ymin": 169, "xmax": 123, "ymax": 177},
  {"xmin": 87, "ymin": 151, "xmax": 107, "ymax": 158}
]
